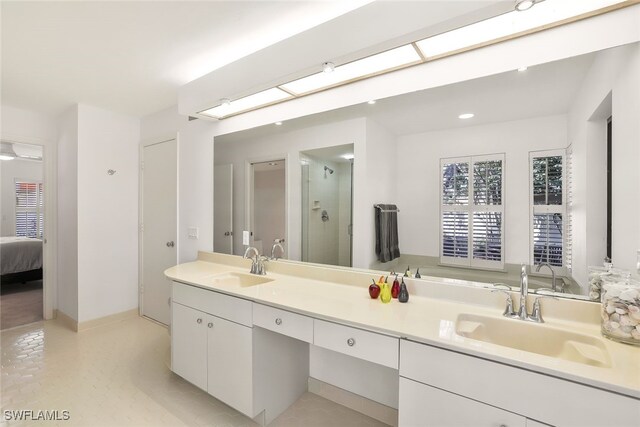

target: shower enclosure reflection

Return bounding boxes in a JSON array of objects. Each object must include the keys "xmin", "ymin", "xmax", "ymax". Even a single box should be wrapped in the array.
[{"xmin": 301, "ymin": 144, "xmax": 353, "ymax": 267}]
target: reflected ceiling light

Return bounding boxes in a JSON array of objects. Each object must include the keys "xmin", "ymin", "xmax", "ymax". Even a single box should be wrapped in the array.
[
  {"xmin": 268, "ymin": 162, "xmax": 279, "ymax": 166},
  {"xmin": 518, "ymin": 66, "xmax": 528, "ymax": 72},
  {"xmin": 0, "ymin": 143, "xmax": 17, "ymax": 161},
  {"xmin": 200, "ymin": 88, "xmax": 292, "ymax": 119},
  {"xmin": 322, "ymin": 62, "xmax": 335, "ymax": 73},
  {"xmin": 415, "ymin": 0, "xmax": 625, "ymax": 59},
  {"xmin": 515, "ymin": 0, "xmax": 536, "ymax": 12},
  {"xmin": 458, "ymin": 113, "xmax": 475, "ymax": 119},
  {"xmin": 275, "ymin": 121, "xmax": 283, "ymax": 126},
  {"xmin": 280, "ymin": 45, "xmax": 421, "ymax": 95},
  {"xmin": 342, "ymin": 153, "xmax": 355, "ymax": 160},
  {"xmin": 367, "ymin": 100, "xmax": 377, "ymax": 105}
]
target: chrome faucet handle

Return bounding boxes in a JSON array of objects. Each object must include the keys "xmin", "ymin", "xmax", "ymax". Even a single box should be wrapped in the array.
[
  {"xmin": 491, "ymin": 289, "xmax": 516, "ymax": 317},
  {"xmin": 529, "ymin": 294, "xmax": 558, "ymax": 323}
]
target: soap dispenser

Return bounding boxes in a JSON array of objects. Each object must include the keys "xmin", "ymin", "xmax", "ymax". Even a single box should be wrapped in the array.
[{"xmin": 399, "ymin": 278, "xmax": 409, "ymax": 303}]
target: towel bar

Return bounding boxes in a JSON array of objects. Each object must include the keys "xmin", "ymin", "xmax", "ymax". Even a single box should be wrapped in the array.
[{"xmin": 374, "ymin": 204, "xmax": 400, "ymax": 213}]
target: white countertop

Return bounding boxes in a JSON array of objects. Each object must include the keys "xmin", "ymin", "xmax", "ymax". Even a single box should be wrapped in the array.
[{"xmin": 165, "ymin": 253, "xmax": 640, "ymax": 399}]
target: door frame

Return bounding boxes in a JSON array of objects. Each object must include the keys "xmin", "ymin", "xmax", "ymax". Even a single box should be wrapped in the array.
[
  {"xmin": 138, "ymin": 133, "xmax": 179, "ymax": 318},
  {"xmin": 0, "ymin": 133, "xmax": 57, "ymax": 320},
  {"xmin": 244, "ymin": 153, "xmax": 289, "ymax": 257}
]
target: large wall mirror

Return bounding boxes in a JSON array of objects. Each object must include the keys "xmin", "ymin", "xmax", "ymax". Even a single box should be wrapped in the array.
[{"xmin": 214, "ymin": 41, "xmax": 640, "ymax": 301}]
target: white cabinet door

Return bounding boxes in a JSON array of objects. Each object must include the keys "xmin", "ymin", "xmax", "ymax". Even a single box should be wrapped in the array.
[
  {"xmin": 399, "ymin": 377, "xmax": 526, "ymax": 427},
  {"xmin": 207, "ymin": 315, "xmax": 254, "ymax": 417},
  {"xmin": 171, "ymin": 303, "xmax": 208, "ymax": 391}
]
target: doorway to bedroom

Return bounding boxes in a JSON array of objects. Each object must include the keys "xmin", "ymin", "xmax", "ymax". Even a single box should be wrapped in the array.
[{"xmin": 0, "ymin": 142, "xmax": 45, "ymax": 329}]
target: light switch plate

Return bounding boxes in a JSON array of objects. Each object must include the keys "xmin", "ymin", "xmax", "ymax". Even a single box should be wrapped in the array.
[
  {"xmin": 243, "ymin": 230, "xmax": 250, "ymax": 246},
  {"xmin": 188, "ymin": 227, "xmax": 199, "ymax": 239}
]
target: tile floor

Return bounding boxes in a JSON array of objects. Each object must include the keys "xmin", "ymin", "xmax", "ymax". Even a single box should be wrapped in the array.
[{"xmin": 0, "ymin": 316, "xmax": 388, "ymax": 427}]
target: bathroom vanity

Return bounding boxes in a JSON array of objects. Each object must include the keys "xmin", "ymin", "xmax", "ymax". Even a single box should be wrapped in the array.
[{"xmin": 165, "ymin": 252, "xmax": 639, "ymax": 427}]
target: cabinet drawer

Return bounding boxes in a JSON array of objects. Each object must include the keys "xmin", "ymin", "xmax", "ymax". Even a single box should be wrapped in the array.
[
  {"xmin": 399, "ymin": 377, "xmax": 525, "ymax": 427},
  {"xmin": 253, "ymin": 304, "xmax": 313, "ymax": 343},
  {"xmin": 400, "ymin": 340, "xmax": 639, "ymax": 427},
  {"xmin": 172, "ymin": 281, "xmax": 252, "ymax": 326},
  {"xmin": 314, "ymin": 319, "xmax": 399, "ymax": 369}
]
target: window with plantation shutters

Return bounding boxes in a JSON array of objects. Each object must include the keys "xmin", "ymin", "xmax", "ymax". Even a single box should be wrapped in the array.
[
  {"xmin": 441, "ymin": 154, "xmax": 504, "ymax": 269},
  {"xmin": 15, "ymin": 181, "xmax": 44, "ymax": 238},
  {"xmin": 530, "ymin": 151, "xmax": 564, "ymax": 268}
]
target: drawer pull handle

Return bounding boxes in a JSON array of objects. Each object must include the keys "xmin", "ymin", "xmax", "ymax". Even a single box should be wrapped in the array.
[
  {"xmin": 347, "ymin": 338, "xmax": 356, "ymax": 347},
  {"xmin": 275, "ymin": 318, "xmax": 282, "ymax": 326},
  {"xmin": 196, "ymin": 318, "xmax": 202, "ymax": 324},
  {"xmin": 207, "ymin": 322, "xmax": 213, "ymax": 328}
]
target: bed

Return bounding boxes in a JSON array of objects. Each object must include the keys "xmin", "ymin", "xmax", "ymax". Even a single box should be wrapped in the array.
[{"xmin": 0, "ymin": 236, "xmax": 43, "ymax": 284}]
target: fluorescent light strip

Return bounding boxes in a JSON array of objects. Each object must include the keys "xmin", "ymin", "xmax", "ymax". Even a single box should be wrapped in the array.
[
  {"xmin": 280, "ymin": 44, "xmax": 421, "ymax": 95},
  {"xmin": 416, "ymin": 0, "xmax": 627, "ymax": 58},
  {"xmin": 200, "ymin": 87, "xmax": 292, "ymax": 118}
]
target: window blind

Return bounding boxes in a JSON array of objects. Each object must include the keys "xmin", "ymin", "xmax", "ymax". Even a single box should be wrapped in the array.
[
  {"xmin": 441, "ymin": 154, "xmax": 504, "ymax": 269},
  {"xmin": 15, "ymin": 181, "xmax": 44, "ymax": 238}
]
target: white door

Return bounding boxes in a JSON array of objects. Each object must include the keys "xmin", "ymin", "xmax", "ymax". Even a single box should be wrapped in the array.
[
  {"xmin": 141, "ymin": 139, "xmax": 177, "ymax": 325},
  {"xmin": 214, "ymin": 164, "xmax": 233, "ymax": 254}
]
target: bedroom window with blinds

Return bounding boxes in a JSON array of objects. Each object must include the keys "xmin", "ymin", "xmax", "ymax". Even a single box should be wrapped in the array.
[
  {"xmin": 15, "ymin": 181, "xmax": 44, "ymax": 238},
  {"xmin": 441, "ymin": 154, "xmax": 504, "ymax": 269},
  {"xmin": 530, "ymin": 151, "xmax": 564, "ymax": 268}
]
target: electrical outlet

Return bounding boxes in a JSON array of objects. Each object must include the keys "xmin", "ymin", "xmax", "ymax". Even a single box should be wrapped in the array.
[
  {"xmin": 188, "ymin": 227, "xmax": 199, "ymax": 239},
  {"xmin": 243, "ymin": 230, "xmax": 250, "ymax": 246}
]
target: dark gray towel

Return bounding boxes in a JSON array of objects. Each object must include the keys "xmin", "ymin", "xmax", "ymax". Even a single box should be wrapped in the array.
[{"xmin": 375, "ymin": 204, "xmax": 400, "ymax": 263}]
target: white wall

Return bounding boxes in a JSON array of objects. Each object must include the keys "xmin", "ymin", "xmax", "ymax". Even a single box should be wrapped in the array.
[
  {"xmin": 568, "ymin": 43, "xmax": 640, "ymax": 284},
  {"xmin": 57, "ymin": 105, "xmax": 79, "ymax": 321},
  {"xmin": 1, "ymin": 159, "xmax": 43, "ymax": 236},
  {"xmin": 396, "ymin": 115, "xmax": 568, "ymax": 267},
  {"xmin": 140, "ymin": 106, "xmax": 215, "ymax": 264},
  {"xmin": 215, "ymin": 117, "xmax": 366, "ymax": 262},
  {"xmin": 337, "ymin": 162, "xmax": 352, "ymax": 267},
  {"xmin": 76, "ymin": 104, "xmax": 140, "ymax": 322}
]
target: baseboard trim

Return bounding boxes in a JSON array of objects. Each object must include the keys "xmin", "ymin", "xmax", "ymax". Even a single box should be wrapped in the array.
[
  {"xmin": 54, "ymin": 309, "xmax": 78, "ymax": 332},
  {"xmin": 77, "ymin": 308, "xmax": 139, "ymax": 332},
  {"xmin": 308, "ymin": 377, "xmax": 398, "ymax": 426}
]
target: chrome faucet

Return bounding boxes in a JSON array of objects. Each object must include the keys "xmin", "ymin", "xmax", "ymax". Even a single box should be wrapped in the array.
[
  {"xmin": 517, "ymin": 264, "xmax": 529, "ymax": 320},
  {"xmin": 271, "ymin": 239, "xmax": 285, "ymax": 260},
  {"xmin": 535, "ymin": 262, "xmax": 557, "ymax": 292},
  {"xmin": 243, "ymin": 246, "xmax": 268, "ymax": 275}
]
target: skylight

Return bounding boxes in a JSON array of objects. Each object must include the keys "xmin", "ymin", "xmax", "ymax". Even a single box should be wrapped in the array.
[{"xmin": 200, "ymin": 88, "xmax": 292, "ymax": 119}]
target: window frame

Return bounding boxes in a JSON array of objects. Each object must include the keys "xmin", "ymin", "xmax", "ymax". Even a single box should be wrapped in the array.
[
  {"xmin": 440, "ymin": 153, "xmax": 505, "ymax": 270},
  {"xmin": 15, "ymin": 179, "xmax": 44, "ymax": 239},
  {"xmin": 528, "ymin": 149, "xmax": 566, "ymax": 271}
]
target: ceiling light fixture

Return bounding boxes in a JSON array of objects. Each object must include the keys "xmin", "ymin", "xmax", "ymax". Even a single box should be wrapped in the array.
[
  {"xmin": 200, "ymin": 88, "xmax": 292, "ymax": 119},
  {"xmin": 342, "ymin": 154, "xmax": 355, "ymax": 160},
  {"xmin": 518, "ymin": 66, "xmax": 528, "ymax": 72},
  {"xmin": 515, "ymin": 0, "xmax": 536, "ymax": 12},
  {"xmin": 275, "ymin": 121, "xmax": 283, "ymax": 126},
  {"xmin": 322, "ymin": 62, "xmax": 335, "ymax": 73},
  {"xmin": 0, "ymin": 143, "xmax": 17, "ymax": 161},
  {"xmin": 367, "ymin": 100, "xmax": 377, "ymax": 105},
  {"xmin": 280, "ymin": 45, "xmax": 421, "ymax": 95},
  {"xmin": 268, "ymin": 162, "xmax": 279, "ymax": 166},
  {"xmin": 458, "ymin": 113, "xmax": 475, "ymax": 119}
]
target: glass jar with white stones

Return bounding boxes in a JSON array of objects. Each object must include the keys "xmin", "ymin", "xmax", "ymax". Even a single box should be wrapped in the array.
[{"xmin": 601, "ymin": 275, "xmax": 640, "ymax": 346}]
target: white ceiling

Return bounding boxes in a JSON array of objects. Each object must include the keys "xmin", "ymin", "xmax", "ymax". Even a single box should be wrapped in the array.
[
  {"xmin": 216, "ymin": 50, "xmax": 596, "ymax": 143},
  {"xmin": 0, "ymin": 0, "xmax": 372, "ymax": 117}
]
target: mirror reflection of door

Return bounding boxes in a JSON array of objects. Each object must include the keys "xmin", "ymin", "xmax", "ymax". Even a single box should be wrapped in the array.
[
  {"xmin": 250, "ymin": 160, "xmax": 286, "ymax": 258},
  {"xmin": 301, "ymin": 144, "xmax": 353, "ymax": 267},
  {"xmin": 214, "ymin": 164, "xmax": 234, "ymax": 254}
]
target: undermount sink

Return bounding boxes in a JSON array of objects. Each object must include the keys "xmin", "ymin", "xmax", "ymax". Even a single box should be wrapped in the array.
[
  {"xmin": 455, "ymin": 314, "xmax": 612, "ymax": 368},
  {"xmin": 207, "ymin": 272, "xmax": 274, "ymax": 288}
]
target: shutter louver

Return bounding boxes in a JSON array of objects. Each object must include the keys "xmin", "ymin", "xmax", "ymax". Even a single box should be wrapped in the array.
[
  {"xmin": 533, "ymin": 213, "xmax": 563, "ymax": 267},
  {"xmin": 442, "ymin": 212, "xmax": 469, "ymax": 258},
  {"xmin": 15, "ymin": 181, "xmax": 44, "ymax": 238}
]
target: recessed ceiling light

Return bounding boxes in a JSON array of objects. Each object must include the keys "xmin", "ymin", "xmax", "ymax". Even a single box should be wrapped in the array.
[
  {"xmin": 342, "ymin": 154, "xmax": 355, "ymax": 160},
  {"xmin": 281, "ymin": 45, "xmax": 421, "ymax": 95},
  {"xmin": 515, "ymin": 0, "xmax": 535, "ymax": 12},
  {"xmin": 518, "ymin": 66, "xmax": 528, "ymax": 72},
  {"xmin": 275, "ymin": 121, "xmax": 283, "ymax": 126},
  {"xmin": 367, "ymin": 100, "xmax": 376, "ymax": 105},
  {"xmin": 459, "ymin": 113, "xmax": 475, "ymax": 119},
  {"xmin": 200, "ymin": 88, "xmax": 292, "ymax": 119},
  {"xmin": 268, "ymin": 162, "xmax": 278, "ymax": 166},
  {"xmin": 322, "ymin": 62, "xmax": 335, "ymax": 73}
]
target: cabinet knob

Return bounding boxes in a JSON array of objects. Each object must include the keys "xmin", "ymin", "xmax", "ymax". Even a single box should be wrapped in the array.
[
  {"xmin": 347, "ymin": 338, "xmax": 356, "ymax": 347},
  {"xmin": 196, "ymin": 318, "xmax": 202, "ymax": 324},
  {"xmin": 208, "ymin": 322, "xmax": 213, "ymax": 328},
  {"xmin": 275, "ymin": 318, "xmax": 282, "ymax": 326}
]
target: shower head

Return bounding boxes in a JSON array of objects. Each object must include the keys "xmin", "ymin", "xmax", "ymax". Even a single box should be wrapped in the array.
[{"xmin": 324, "ymin": 166, "xmax": 334, "ymax": 174}]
